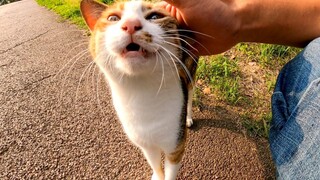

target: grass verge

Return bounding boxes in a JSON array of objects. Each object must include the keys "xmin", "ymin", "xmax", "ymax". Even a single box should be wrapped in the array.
[
  {"xmin": 194, "ymin": 44, "xmax": 300, "ymax": 137},
  {"xmin": 35, "ymin": 0, "xmax": 115, "ymax": 28},
  {"xmin": 36, "ymin": 0, "xmax": 86, "ymax": 27}
]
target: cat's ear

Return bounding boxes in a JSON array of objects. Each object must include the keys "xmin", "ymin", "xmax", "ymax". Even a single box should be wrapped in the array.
[{"xmin": 80, "ymin": 0, "xmax": 107, "ymax": 31}]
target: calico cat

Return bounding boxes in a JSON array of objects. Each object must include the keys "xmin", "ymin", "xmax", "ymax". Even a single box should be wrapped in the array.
[{"xmin": 80, "ymin": 0, "xmax": 198, "ymax": 179}]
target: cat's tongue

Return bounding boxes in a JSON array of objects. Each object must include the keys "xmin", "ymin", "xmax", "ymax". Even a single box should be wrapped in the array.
[{"xmin": 122, "ymin": 43, "xmax": 146, "ymax": 58}]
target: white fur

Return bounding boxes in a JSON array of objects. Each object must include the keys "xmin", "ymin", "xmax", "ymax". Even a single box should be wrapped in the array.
[{"xmin": 94, "ymin": 2, "xmax": 187, "ymax": 180}]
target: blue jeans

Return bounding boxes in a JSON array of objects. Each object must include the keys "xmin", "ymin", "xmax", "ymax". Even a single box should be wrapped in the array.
[{"xmin": 270, "ymin": 37, "xmax": 320, "ymax": 179}]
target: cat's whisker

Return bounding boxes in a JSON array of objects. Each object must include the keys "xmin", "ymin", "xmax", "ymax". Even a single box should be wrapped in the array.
[
  {"xmin": 157, "ymin": 45, "xmax": 183, "ymax": 90},
  {"xmin": 96, "ymin": 71, "xmax": 107, "ymax": 118},
  {"xmin": 91, "ymin": 63, "xmax": 98, "ymax": 100},
  {"xmin": 162, "ymin": 39, "xmax": 198, "ymax": 64},
  {"xmin": 93, "ymin": 52, "xmax": 110, "ymax": 113},
  {"xmin": 115, "ymin": 56, "xmax": 125, "ymax": 83},
  {"xmin": 158, "ymin": 37, "xmax": 198, "ymax": 84},
  {"xmin": 75, "ymin": 61, "xmax": 95, "ymax": 102},
  {"xmin": 56, "ymin": 51, "xmax": 90, "ymax": 119},
  {"xmin": 161, "ymin": 35, "xmax": 198, "ymax": 53},
  {"xmin": 92, "ymin": 52, "xmax": 110, "ymax": 86},
  {"xmin": 84, "ymin": 60, "xmax": 97, "ymax": 99},
  {"xmin": 107, "ymin": 55, "xmax": 117, "ymax": 75},
  {"xmin": 152, "ymin": 48, "xmax": 160, "ymax": 73},
  {"xmin": 158, "ymin": 54, "xmax": 166, "ymax": 96},
  {"xmin": 58, "ymin": 50, "xmax": 90, "ymax": 104},
  {"xmin": 54, "ymin": 44, "xmax": 90, "ymax": 79},
  {"xmin": 65, "ymin": 40, "xmax": 89, "ymax": 48},
  {"xmin": 158, "ymin": 44, "xmax": 194, "ymax": 86},
  {"xmin": 49, "ymin": 29, "xmax": 89, "ymax": 40},
  {"xmin": 164, "ymin": 29, "xmax": 214, "ymax": 39},
  {"xmin": 90, "ymin": 53, "xmax": 119, "ymax": 113},
  {"xmin": 156, "ymin": 45, "xmax": 179, "ymax": 78},
  {"xmin": 119, "ymin": 72, "xmax": 125, "ymax": 84},
  {"xmin": 161, "ymin": 49, "xmax": 180, "ymax": 82},
  {"xmin": 88, "ymin": 52, "xmax": 107, "ymax": 115},
  {"xmin": 154, "ymin": 50, "xmax": 166, "ymax": 95},
  {"xmin": 175, "ymin": 34, "xmax": 211, "ymax": 55},
  {"xmin": 95, "ymin": 50, "xmax": 115, "ymax": 75},
  {"xmin": 161, "ymin": 34, "xmax": 211, "ymax": 57},
  {"xmin": 163, "ymin": 29, "xmax": 214, "ymax": 55},
  {"xmin": 105, "ymin": 55, "xmax": 115, "ymax": 75}
]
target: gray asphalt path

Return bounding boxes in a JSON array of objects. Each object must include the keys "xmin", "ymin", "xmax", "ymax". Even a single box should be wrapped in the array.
[{"xmin": 0, "ymin": 0, "xmax": 275, "ymax": 179}]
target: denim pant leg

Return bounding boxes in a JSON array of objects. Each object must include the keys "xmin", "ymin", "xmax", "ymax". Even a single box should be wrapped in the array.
[{"xmin": 270, "ymin": 37, "xmax": 320, "ymax": 179}]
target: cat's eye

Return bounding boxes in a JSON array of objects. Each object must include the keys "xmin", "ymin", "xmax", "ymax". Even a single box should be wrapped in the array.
[
  {"xmin": 146, "ymin": 13, "xmax": 164, "ymax": 21},
  {"xmin": 107, "ymin": 15, "xmax": 121, "ymax": 21}
]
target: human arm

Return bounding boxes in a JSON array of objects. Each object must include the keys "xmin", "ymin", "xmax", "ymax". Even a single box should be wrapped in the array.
[{"xmin": 160, "ymin": 0, "xmax": 320, "ymax": 55}]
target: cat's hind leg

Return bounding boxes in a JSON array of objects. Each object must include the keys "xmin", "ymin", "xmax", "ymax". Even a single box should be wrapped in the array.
[
  {"xmin": 186, "ymin": 88, "xmax": 193, "ymax": 127},
  {"xmin": 141, "ymin": 146, "xmax": 164, "ymax": 180}
]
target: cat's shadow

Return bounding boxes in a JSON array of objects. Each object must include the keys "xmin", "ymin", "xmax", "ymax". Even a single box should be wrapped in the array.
[
  {"xmin": 190, "ymin": 105, "xmax": 241, "ymax": 132},
  {"xmin": 188, "ymin": 105, "xmax": 276, "ymax": 179}
]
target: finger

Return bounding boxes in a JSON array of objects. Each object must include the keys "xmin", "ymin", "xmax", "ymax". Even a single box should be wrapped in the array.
[
  {"xmin": 155, "ymin": 1, "xmax": 168, "ymax": 9},
  {"xmin": 170, "ymin": 5, "xmax": 176, "ymax": 17},
  {"xmin": 155, "ymin": 2, "xmax": 175, "ymax": 15},
  {"xmin": 166, "ymin": 3, "xmax": 172, "ymax": 13},
  {"xmin": 162, "ymin": 0, "xmax": 182, "ymax": 7},
  {"xmin": 155, "ymin": 2, "xmax": 177, "ymax": 19},
  {"xmin": 155, "ymin": 1, "xmax": 186, "ymax": 27}
]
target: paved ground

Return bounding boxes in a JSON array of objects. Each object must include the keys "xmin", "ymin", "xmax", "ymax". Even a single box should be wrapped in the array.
[{"xmin": 0, "ymin": 0, "xmax": 275, "ymax": 179}]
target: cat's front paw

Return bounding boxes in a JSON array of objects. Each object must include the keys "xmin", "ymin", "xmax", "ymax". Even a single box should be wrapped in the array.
[
  {"xmin": 186, "ymin": 118, "xmax": 193, "ymax": 128},
  {"xmin": 151, "ymin": 173, "xmax": 164, "ymax": 180}
]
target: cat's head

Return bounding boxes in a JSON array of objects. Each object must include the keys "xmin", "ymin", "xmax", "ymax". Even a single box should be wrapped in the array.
[{"xmin": 80, "ymin": 0, "xmax": 182, "ymax": 76}]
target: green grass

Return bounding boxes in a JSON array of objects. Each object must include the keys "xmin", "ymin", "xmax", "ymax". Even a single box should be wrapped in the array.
[
  {"xmin": 259, "ymin": 44, "xmax": 295, "ymax": 67},
  {"xmin": 36, "ymin": 0, "xmax": 85, "ymax": 27},
  {"xmin": 196, "ymin": 55, "xmax": 241, "ymax": 104},
  {"xmin": 236, "ymin": 43, "xmax": 299, "ymax": 67},
  {"xmin": 195, "ymin": 44, "xmax": 299, "ymax": 137},
  {"xmin": 241, "ymin": 112, "xmax": 272, "ymax": 138},
  {"xmin": 36, "ymin": 0, "xmax": 115, "ymax": 28}
]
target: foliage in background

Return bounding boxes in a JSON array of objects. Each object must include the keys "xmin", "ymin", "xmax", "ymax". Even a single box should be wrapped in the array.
[
  {"xmin": 0, "ymin": 0, "xmax": 20, "ymax": 6},
  {"xmin": 36, "ymin": 0, "xmax": 301, "ymax": 138},
  {"xmin": 100, "ymin": 0, "xmax": 114, "ymax": 3}
]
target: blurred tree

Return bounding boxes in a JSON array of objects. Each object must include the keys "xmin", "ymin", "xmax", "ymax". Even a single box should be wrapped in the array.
[
  {"xmin": 100, "ymin": 0, "xmax": 114, "ymax": 4},
  {"xmin": 1, "ymin": 0, "xmax": 21, "ymax": 6}
]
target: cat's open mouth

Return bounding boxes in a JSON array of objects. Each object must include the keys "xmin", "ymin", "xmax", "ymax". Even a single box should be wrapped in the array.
[
  {"xmin": 122, "ymin": 43, "xmax": 147, "ymax": 58},
  {"xmin": 126, "ymin": 43, "xmax": 141, "ymax": 51}
]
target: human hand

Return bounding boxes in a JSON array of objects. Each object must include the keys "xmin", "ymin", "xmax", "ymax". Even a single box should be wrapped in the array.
[
  {"xmin": 159, "ymin": 0, "xmax": 320, "ymax": 56},
  {"xmin": 158, "ymin": 0, "xmax": 241, "ymax": 55}
]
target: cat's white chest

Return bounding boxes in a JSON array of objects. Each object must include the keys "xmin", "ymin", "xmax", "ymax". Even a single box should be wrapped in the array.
[{"xmin": 109, "ymin": 75, "xmax": 184, "ymax": 148}]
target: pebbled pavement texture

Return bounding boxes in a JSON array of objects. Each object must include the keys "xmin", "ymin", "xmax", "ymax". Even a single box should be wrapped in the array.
[{"xmin": 0, "ymin": 0, "xmax": 275, "ymax": 179}]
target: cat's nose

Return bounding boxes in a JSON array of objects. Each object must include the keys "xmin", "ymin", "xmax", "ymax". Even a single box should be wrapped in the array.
[{"xmin": 121, "ymin": 19, "xmax": 142, "ymax": 34}]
